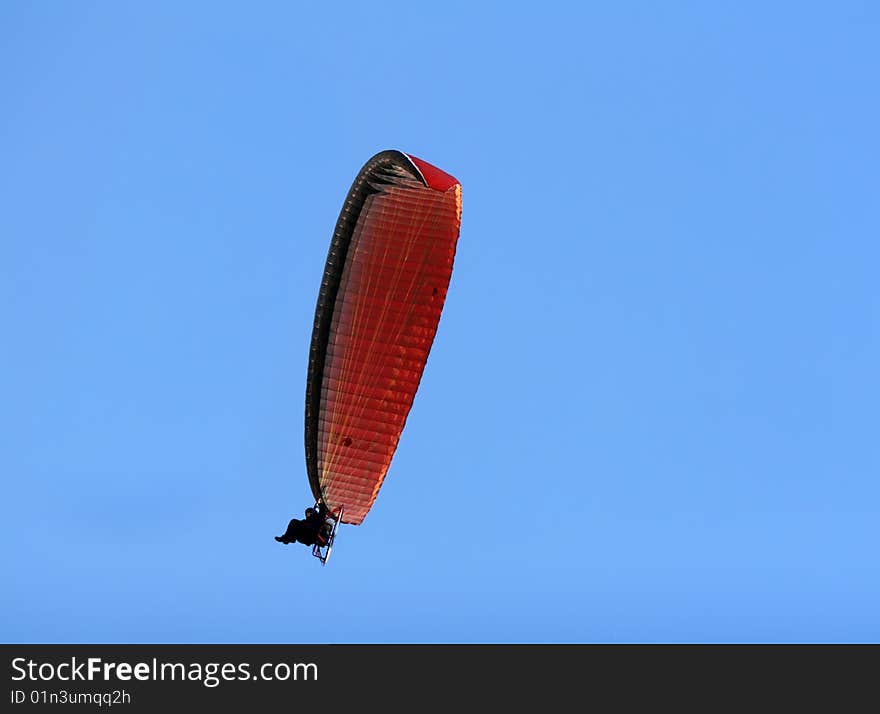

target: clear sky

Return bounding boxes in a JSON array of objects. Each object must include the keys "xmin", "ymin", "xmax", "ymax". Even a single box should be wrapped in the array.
[{"xmin": 2, "ymin": 2, "xmax": 878, "ymax": 643}]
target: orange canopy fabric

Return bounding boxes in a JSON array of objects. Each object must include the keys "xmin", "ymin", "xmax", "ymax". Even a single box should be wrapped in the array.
[{"xmin": 304, "ymin": 151, "xmax": 462, "ymax": 524}]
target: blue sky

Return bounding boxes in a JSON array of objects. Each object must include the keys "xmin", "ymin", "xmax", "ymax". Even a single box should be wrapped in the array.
[{"xmin": 2, "ymin": 2, "xmax": 878, "ymax": 643}]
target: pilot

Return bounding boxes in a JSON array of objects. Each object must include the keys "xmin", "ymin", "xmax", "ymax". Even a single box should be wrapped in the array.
[{"xmin": 275, "ymin": 502, "xmax": 328, "ymax": 546}]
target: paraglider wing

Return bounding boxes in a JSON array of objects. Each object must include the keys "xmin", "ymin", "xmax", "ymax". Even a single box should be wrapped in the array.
[{"xmin": 304, "ymin": 150, "xmax": 462, "ymax": 525}]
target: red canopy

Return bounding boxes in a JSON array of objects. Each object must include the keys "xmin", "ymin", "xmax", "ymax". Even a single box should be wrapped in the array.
[{"xmin": 304, "ymin": 151, "xmax": 462, "ymax": 524}]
